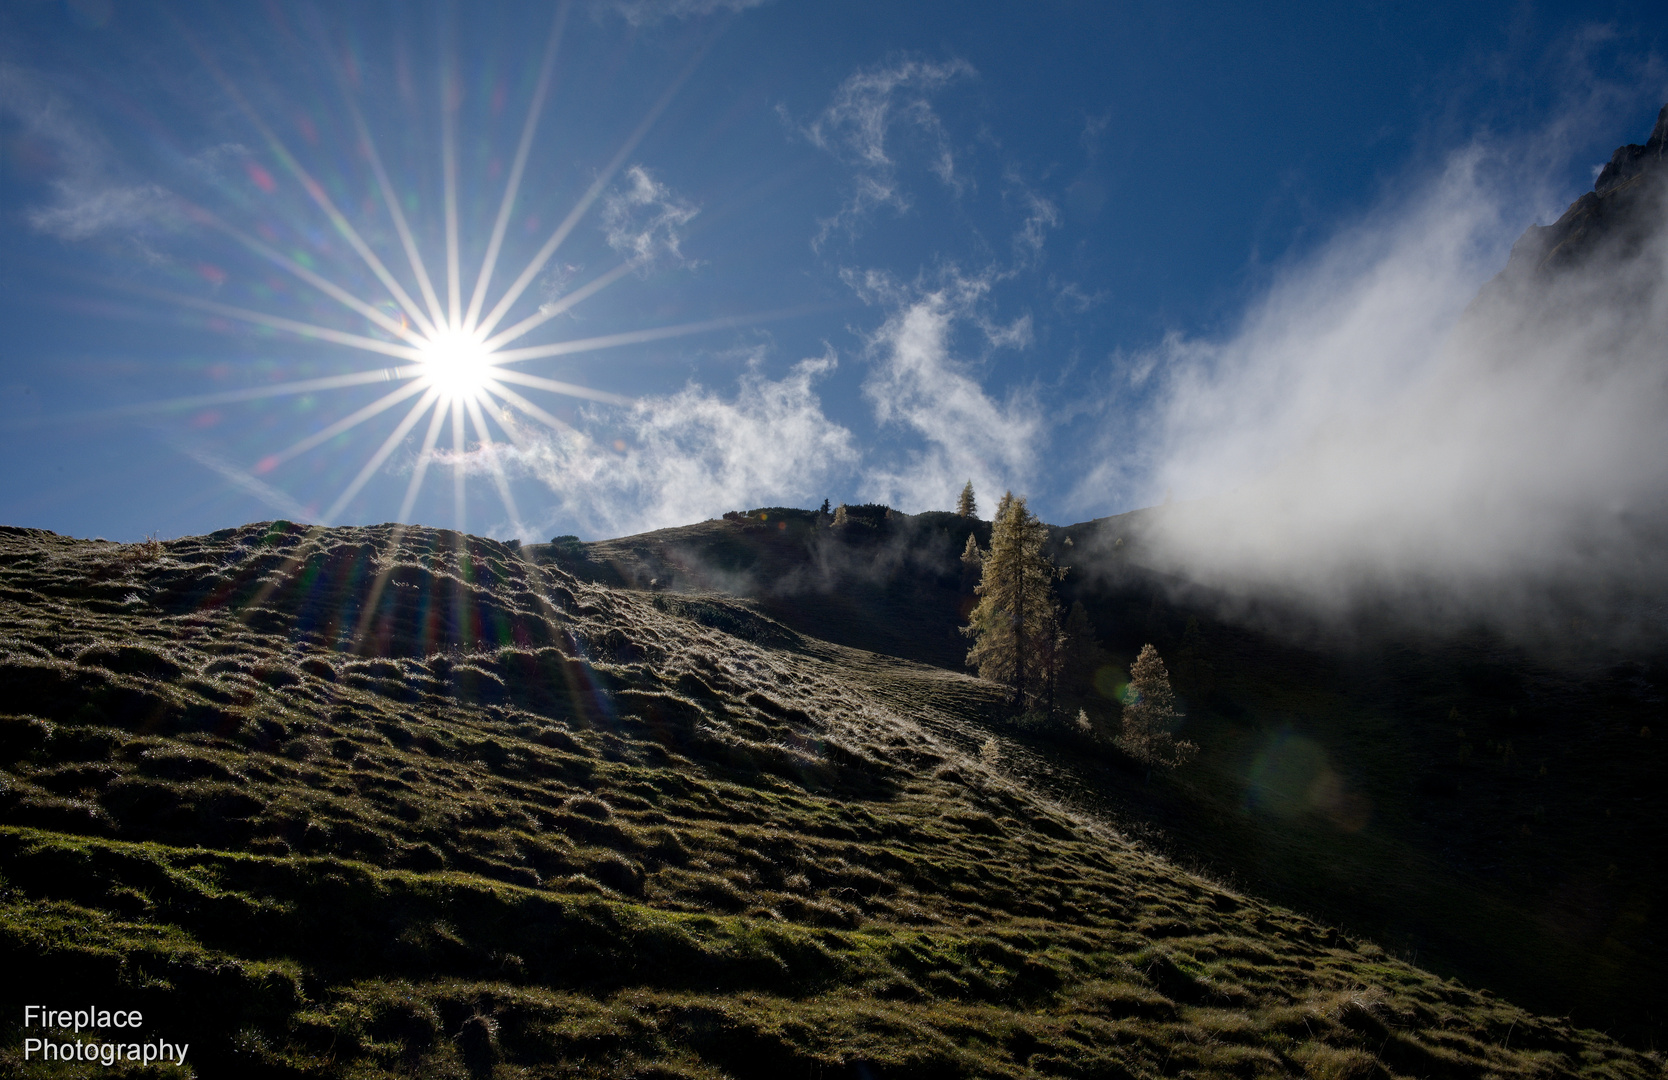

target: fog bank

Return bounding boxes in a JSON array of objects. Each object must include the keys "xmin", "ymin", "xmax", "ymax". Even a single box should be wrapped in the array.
[{"xmin": 1126, "ymin": 114, "xmax": 1668, "ymax": 642}]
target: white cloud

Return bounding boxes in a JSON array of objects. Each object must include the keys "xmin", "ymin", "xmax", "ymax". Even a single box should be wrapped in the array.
[
  {"xmin": 599, "ymin": 0, "xmax": 771, "ymax": 25},
  {"xmin": 802, "ymin": 56, "xmax": 976, "ymax": 246},
  {"xmin": 602, "ymin": 165, "xmax": 702, "ymax": 271},
  {"xmin": 976, "ymin": 311, "xmax": 1032, "ymax": 350},
  {"xmin": 1153, "ymin": 148, "xmax": 1516, "ymax": 504},
  {"xmin": 1080, "ymin": 109, "xmax": 1113, "ymax": 153},
  {"xmin": 184, "ymin": 142, "xmax": 254, "ymax": 182},
  {"xmin": 499, "ymin": 351, "xmax": 856, "ymax": 537},
  {"xmin": 858, "ymin": 270, "xmax": 1043, "ymax": 512}
]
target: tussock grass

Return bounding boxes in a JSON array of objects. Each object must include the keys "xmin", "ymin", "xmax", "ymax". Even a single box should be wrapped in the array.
[{"xmin": 0, "ymin": 522, "xmax": 1659, "ymax": 1077}]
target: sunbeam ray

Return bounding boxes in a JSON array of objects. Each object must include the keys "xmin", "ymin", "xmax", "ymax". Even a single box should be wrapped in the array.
[
  {"xmin": 398, "ymin": 397, "xmax": 451, "ymax": 525},
  {"xmin": 342, "ymin": 94, "xmax": 448, "ymax": 333},
  {"xmin": 441, "ymin": 43, "xmax": 462, "ymax": 329},
  {"xmin": 490, "ymin": 308, "xmax": 814, "ymax": 365},
  {"xmin": 256, "ymin": 378, "xmax": 431, "ymax": 474},
  {"xmin": 117, "ymin": 281, "xmax": 427, "ymax": 362},
  {"xmin": 166, "ymin": 435, "xmax": 321, "ymax": 524},
  {"xmin": 464, "ymin": 1, "xmax": 570, "ymax": 333},
  {"xmin": 450, "ymin": 397, "xmax": 466, "ymax": 530},
  {"xmin": 323, "ymin": 388, "xmax": 442, "ymax": 523},
  {"xmin": 188, "ymin": 204, "xmax": 428, "ymax": 347},
  {"xmin": 187, "ymin": 41, "xmax": 441, "ymax": 338},
  {"xmin": 486, "ymin": 367, "xmax": 634, "ymax": 406},
  {"xmin": 0, "ymin": 367, "xmax": 421, "ymax": 433},
  {"xmin": 474, "ymin": 384, "xmax": 540, "ymax": 450},
  {"xmin": 482, "ymin": 380, "xmax": 579, "ymax": 436},
  {"xmin": 472, "ymin": 49, "xmax": 708, "ymax": 339},
  {"xmin": 464, "ymin": 394, "xmax": 524, "ymax": 534},
  {"xmin": 479, "ymin": 261, "xmax": 635, "ymax": 352}
]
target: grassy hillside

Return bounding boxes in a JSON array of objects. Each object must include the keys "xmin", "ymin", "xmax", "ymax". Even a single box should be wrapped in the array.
[
  {"xmin": 538, "ymin": 507, "xmax": 1667, "ymax": 1048},
  {"xmin": 0, "ymin": 522, "xmax": 1659, "ymax": 1078}
]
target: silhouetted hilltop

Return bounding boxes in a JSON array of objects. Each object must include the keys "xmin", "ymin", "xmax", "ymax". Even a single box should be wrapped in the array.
[{"xmin": 535, "ymin": 508, "xmax": 988, "ymax": 669}]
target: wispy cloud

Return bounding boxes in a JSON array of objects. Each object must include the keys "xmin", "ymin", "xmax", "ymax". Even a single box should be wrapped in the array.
[
  {"xmin": 27, "ymin": 182, "xmax": 175, "ymax": 243},
  {"xmin": 800, "ymin": 56, "xmax": 976, "ymax": 246},
  {"xmin": 497, "ymin": 350, "xmax": 855, "ymax": 538},
  {"xmin": 598, "ymin": 0, "xmax": 772, "ymax": 26},
  {"xmin": 854, "ymin": 268, "xmax": 1042, "ymax": 512},
  {"xmin": 1052, "ymin": 280, "xmax": 1106, "ymax": 314},
  {"xmin": 1007, "ymin": 177, "xmax": 1060, "ymax": 268},
  {"xmin": 601, "ymin": 165, "xmax": 702, "ymax": 271},
  {"xmin": 0, "ymin": 63, "xmax": 180, "ymax": 249}
]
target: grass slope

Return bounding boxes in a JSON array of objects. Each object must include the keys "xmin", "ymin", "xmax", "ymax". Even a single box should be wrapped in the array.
[
  {"xmin": 542, "ymin": 508, "xmax": 1667, "ymax": 1047},
  {"xmin": 0, "ymin": 522, "xmax": 1658, "ymax": 1078}
]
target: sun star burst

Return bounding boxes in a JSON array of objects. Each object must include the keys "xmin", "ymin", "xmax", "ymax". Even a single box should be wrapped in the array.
[
  {"xmin": 418, "ymin": 330, "xmax": 496, "ymax": 405},
  {"xmin": 100, "ymin": 8, "xmax": 795, "ymax": 541}
]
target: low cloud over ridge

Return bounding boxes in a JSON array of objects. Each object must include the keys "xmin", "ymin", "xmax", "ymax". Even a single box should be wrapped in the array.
[{"xmin": 1104, "ymin": 115, "xmax": 1668, "ymax": 638}]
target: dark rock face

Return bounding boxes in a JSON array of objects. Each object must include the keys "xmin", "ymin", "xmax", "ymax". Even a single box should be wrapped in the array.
[
  {"xmin": 1500, "ymin": 103, "xmax": 1668, "ymax": 280},
  {"xmin": 1595, "ymin": 103, "xmax": 1668, "ymax": 195}
]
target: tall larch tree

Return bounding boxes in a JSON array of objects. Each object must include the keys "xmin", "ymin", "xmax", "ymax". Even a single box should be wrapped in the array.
[
  {"xmin": 956, "ymin": 481, "xmax": 978, "ymax": 518},
  {"xmin": 964, "ymin": 492, "xmax": 1062, "ymax": 708}
]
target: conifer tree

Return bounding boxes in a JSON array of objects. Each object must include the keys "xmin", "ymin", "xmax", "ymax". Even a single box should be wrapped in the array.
[
  {"xmin": 960, "ymin": 533, "xmax": 983, "ymax": 567},
  {"xmin": 956, "ymin": 481, "xmax": 978, "ymax": 518},
  {"xmin": 964, "ymin": 492, "xmax": 1062, "ymax": 707},
  {"xmin": 1118, "ymin": 644, "xmax": 1197, "ymax": 769}
]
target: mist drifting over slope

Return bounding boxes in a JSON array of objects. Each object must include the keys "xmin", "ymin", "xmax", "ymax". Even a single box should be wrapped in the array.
[{"xmin": 1116, "ymin": 108, "xmax": 1668, "ymax": 640}]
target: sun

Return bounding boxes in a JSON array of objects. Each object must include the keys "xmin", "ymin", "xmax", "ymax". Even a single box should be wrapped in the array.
[
  {"xmin": 418, "ymin": 330, "xmax": 495, "ymax": 404},
  {"xmin": 116, "ymin": 7, "xmax": 769, "ymax": 537}
]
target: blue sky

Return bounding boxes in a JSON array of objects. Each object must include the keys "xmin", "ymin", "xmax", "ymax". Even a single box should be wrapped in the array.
[{"xmin": 1, "ymin": 0, "xmax": 1664, "ymax": 542}]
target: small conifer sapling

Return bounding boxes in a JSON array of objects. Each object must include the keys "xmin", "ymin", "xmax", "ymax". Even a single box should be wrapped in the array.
[{"xmin": 1118, "ymin": 643, "xmax": 1197, "ymax": 770}]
